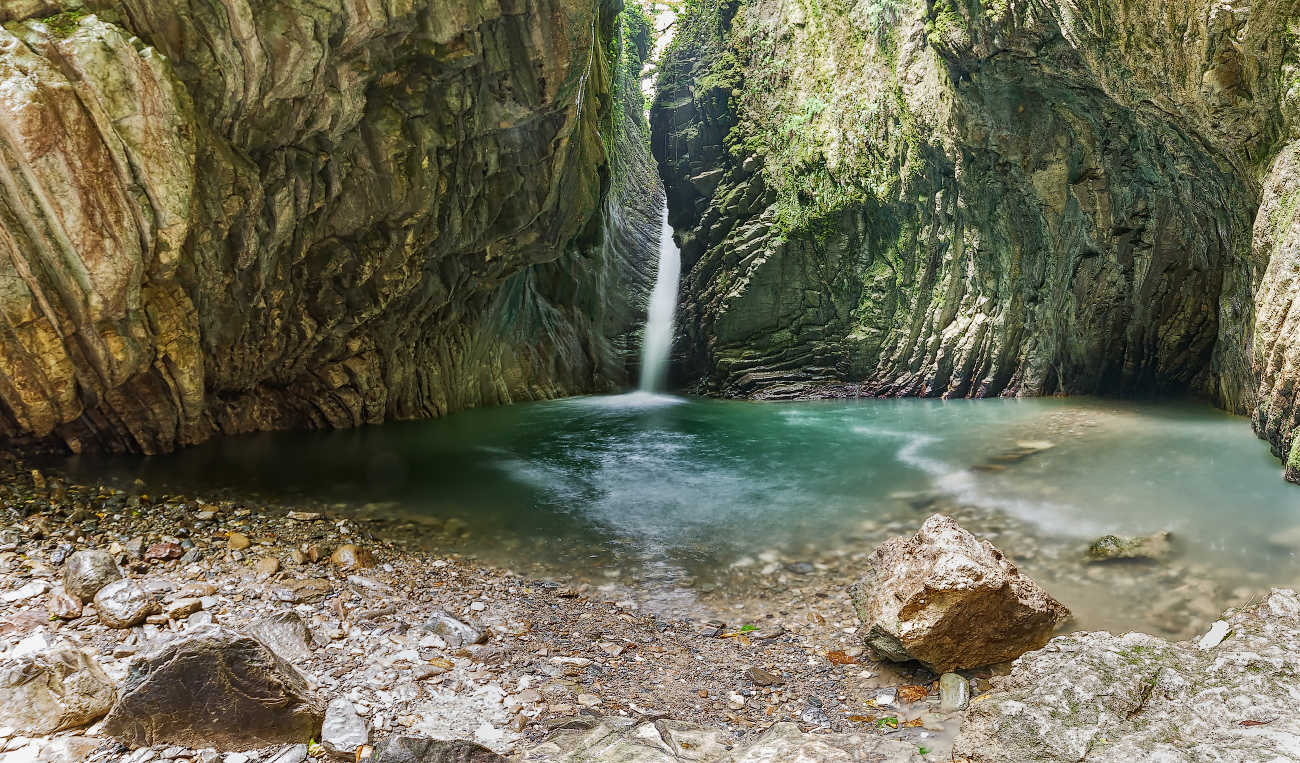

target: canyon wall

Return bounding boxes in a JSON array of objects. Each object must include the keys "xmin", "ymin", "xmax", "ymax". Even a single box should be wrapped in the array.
[
  {"xmin": 649, "ymin": 0, "xmax": 1291, "ymax": 405},
  {"xmin": 653, "ymin": 0, "xmax": 1300, "ymax": 477},
  {"xmin": 0, "ymin": 0, "xmax": 658, "ymax": 454}
]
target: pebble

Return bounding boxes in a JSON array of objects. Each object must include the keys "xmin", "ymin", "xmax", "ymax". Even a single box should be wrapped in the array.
[
  {"xmin": 939, "ymin": 672, "xmax": 969, "ymax": 712},
  {"xmin": 226, "ymin": 533, "xmax": 251, "ymax": 551}
]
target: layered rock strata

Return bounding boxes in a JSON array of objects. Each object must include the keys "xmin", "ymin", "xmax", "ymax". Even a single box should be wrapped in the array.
[
  {"xmin": 652, "ymin": 0, "xmax": 1300, "ymax": 477},
  {"xmin": 0, "ymin": 0, "xmax": 658, "ymax": 453}
]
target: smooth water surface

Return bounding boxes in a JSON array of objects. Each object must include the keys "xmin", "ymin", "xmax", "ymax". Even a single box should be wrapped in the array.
[{"xmin": 56, "ymin": 395, "xmax": 1300, "ymax": 639}]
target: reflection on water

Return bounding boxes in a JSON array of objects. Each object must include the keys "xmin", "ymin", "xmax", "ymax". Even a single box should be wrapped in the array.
[{"xmin": 54, "ymin": 395, "xmax": 1300, "ymax": 640}]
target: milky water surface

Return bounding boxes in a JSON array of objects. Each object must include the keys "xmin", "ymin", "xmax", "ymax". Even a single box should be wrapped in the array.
[{"xmin": 55, "ymin": 395, "xmax": 1300, "ymax": 637}]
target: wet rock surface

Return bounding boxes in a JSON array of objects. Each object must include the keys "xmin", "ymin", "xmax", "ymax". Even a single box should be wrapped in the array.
[
  {"xmin": 850, "ymin": 515, "xmax": 1070, "ymax": 673},
  {"xmin": 102, "ymin": 626, "xmax": 325, "ymax": 750},
  {"xmin": 955, "ymin": 588, "xmax": 1300, "ymax": 762}
]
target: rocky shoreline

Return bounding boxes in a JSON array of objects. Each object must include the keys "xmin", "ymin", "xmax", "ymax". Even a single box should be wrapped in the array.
[{"xmin": 0, "ymin": 462, "xmax": 1295, "ymax": 762}]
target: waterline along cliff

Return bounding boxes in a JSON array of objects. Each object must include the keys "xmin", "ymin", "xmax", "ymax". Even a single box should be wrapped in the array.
[
  {"xmin": 0, "ymin": 0, "xmax": 659, "ymax": 454},
  {"xmin": 651, "ymin": 0, "xmax": 1300, "ymax": 479},
  {"xmin": 8, "ymin": 0, "xmax": 1300, "ymax": 481}
]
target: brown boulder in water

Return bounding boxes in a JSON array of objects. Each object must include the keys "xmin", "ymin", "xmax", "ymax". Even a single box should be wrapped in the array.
[{"xmin": 849, "ymin": 514, "xmax": 1070, "ymax": 673}]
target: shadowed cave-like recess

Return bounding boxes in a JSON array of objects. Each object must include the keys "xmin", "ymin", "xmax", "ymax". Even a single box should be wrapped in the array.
[{"xmin": 649, "ymin": 0, "xmax": 1300, "ymax": 480}]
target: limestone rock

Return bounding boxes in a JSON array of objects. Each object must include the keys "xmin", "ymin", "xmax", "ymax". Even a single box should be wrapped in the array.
[
  {"xmin": 47, "ymin": 590, "xmax": 82, "ymax": 620},
  {"xmin": 650, "ymin": 0, "xmax": 1300, "ymax": 477},
  {"xmin": 0, "ymin": 642, "xmax": 116, "ymax": 734},
  {"xmin": 329, "ymin": 545, "xmax": 373, "ymax": 570},
  {"xmin": 94, "ymin": 579, "xmax": 161, "ymax": 629},
  {"xmin": 101, "ymin": 626, "xmax": 324, "ymax": 750},
  {"xmin": 1086, "ymin": 532, "xmax": 1175, "ymax": 562},
  {"xmin": 849, "ymin": 515, "xmax": 1070, "ymax": 673},
  {"xmin": 321, "ymin": 698, "xmax": 369, "ymax": 758},
  {"xmin": 371, "ymin": 735, "xmax": 504, "ymax": 763},
  {"xmin": 422, "ymin": 611, "xmax": 487, "ymax": 649},
  {"xmin": 954, "ymin": 588, "xmax": 1300, "ymax": 762},
  {"xmin": 246, "ymin": 611, "xmax": 314, "ymax": 663},
  {"xmin": 62, "ymin": 550, "xmax": 120, "ymax": 601},
  {"xmin": 0, "ymin": 0, "xmax": 656, "ymax": 455}
]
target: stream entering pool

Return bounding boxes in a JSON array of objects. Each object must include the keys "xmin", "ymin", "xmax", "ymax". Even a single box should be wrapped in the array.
[{"xmin": 54, "ymin": 396, "xmax": 1300, "ymax": 642}]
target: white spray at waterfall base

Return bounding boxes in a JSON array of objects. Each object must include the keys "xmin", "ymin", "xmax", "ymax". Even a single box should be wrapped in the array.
[{"xmin": 640, "ymin": 208, "xmax": 681, "ymax": 392}]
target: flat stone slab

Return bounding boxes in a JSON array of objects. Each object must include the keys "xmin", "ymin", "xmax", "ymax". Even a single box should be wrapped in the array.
[
  {"xmin": 955, "ymin": 588, "xmax": 1300, "ymax": 762},
  {"xmin": 515, "ymin": 718, "xmax": 924, "ymax": 762}
]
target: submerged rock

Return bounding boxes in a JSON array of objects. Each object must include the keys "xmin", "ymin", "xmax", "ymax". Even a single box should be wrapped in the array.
[
  {"xmin": 102, "ymin": 626, "xmax": 324, "ymax": 750},
  {"xmin": 1086, "ymin": 531, "xmax": 1175, "ymax": 562},
  {"xmin": 849, "ymin": 514, "xmax": 1071, "ymax": 673},
  {"xmin": 955, "ymin": 588, "xmax": 1300, "ymax": 762},
  {"xmin": 0, "ymin": 642, "xmax": 116, "ymax": 734}
]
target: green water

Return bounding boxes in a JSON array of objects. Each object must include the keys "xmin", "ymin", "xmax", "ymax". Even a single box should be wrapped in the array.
[{"xmin": 57, "ymin": 394, "xmax": 1300, "ymax": 639}]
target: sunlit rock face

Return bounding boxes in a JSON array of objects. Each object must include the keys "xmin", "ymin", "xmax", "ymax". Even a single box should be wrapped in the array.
[
  {"xmin": 0, "ymin": 0, "xmax": 658, "ymax": 453},
  {"xmin": 651, "ymin": 1, "xmax": 1300, "ymax": 456}
]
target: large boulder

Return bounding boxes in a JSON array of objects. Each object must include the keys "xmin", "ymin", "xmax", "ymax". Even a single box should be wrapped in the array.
[
  {"xmin": 0, "ymin": 642, "xmax": 116, "ymax": 734},
  {"xmin": 62, "ymin": 550, "xmax": 121, "ymax": 601},
  {"xmin": 102, "ymin": 625, "xmax": 324, "ymax": 750},
  {"xmin": 954, "ymin": 588, "xmax": 1300, "ymax": 762},
  {"xmin": 849, "ymin": 515, "xmax": 1070, "ymax": 673}
]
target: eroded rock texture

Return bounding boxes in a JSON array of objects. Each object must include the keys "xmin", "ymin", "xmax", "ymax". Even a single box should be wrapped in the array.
[
  {"xmin": 651, "ymin": 0, "xmax": 1300, "ymax": 447},
  {"xmin": 954, "ymin": 588, "xmax": 1300, "ymax": 762},
  {"xmin": 0, "ymin": 0, "xmax": 658, "ymax": 453}
]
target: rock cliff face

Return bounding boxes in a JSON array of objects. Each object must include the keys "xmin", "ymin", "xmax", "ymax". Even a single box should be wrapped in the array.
[
  {"xmin": 652, "ymin": 0, "xmax": 1300, "ymax": 472},
  {"xmin": 0, "ymin": 0, "xmax": 658, "ymax": 453}
]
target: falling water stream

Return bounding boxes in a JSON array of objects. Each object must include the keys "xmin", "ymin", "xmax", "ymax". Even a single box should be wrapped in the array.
[{"xmin": 639, "ymin": 209, "xmax": 681, "ymax": 392}]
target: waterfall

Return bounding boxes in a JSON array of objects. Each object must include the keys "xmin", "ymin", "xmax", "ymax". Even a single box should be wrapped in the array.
[{"xmin": 639, "ymin": 209, "xmax": 681, "ymax": 392}]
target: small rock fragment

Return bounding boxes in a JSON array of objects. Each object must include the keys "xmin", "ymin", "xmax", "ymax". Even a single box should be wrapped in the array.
[
  {"xmin": 227, "ymin": 533, "xmax": 251, "ymax": 551},
  {"xmin": 939, "ymin": 672, "xmax": 970, "ymax": 712},
  {"xmin": 422, "ymin": 610, "xmax": 487, "ymax": 648},
  {"xmin": 47, "ymin": 590, "xmax": 83, "ymax": 620},
  {"xmin": 329, "ymin": 545, "xmax": 374, "ymax": 570},
  {"xmin": 144, "ymin": 542, "xmax": 184, "ymax": 561},
  {"xmin": 321, "ymin": 698, "xmax": 368, "ymax": 758},
  {"xmin": 254, "ymin": 557, "xmax": 280, "ymax": 577},
  {"xmin": 93, "ymin": 579, "xmax": 162, "ymax": 629}
]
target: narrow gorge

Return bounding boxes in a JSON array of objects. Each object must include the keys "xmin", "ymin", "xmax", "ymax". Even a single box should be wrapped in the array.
[{"xmin": 3, "ymin": 0, "xmax": 1300, "ymax": 762}]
